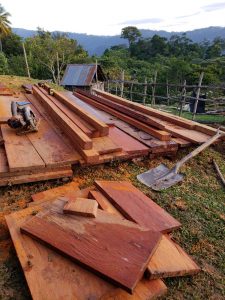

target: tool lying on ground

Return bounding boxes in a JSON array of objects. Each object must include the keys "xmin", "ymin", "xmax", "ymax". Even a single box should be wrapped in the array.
[
  {"xmin": 137, "ymin": 128, "xmax": 225, "ymax": 191},
  {"xmin": 213, "ymin": 159, "xmax": 225, "ymax": 187},
  {"xmin": 7, "ymin": 101, "xmax": 39, "ymax": 135}
]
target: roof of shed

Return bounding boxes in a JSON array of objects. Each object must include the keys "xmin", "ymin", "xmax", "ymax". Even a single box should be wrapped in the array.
[{"xmin": 60, "ymin": 64, "xmax": 106, "ymax": 86}]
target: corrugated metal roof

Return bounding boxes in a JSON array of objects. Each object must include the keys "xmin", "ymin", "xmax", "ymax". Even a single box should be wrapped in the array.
[{"xmin": 60, "ymin": 64, "xmax": 100, "ymax": 86}]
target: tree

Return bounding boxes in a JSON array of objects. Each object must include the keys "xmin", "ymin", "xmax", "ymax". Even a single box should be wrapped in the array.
[
  {"xmin": 0, "ymin": 4, "xmax": 11, "ymax": 52},
  {"xmin": 121, "ymin": 26, "xmax": 141, "ymax": 47}
]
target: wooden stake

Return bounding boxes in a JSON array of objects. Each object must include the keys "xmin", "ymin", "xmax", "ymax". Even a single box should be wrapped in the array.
[
  {"xmin": 192, "ymin": 72, "xmax": 204, "ymax": 120},
  {"xmin": 151, "ymin": 71, "xmax": 157, "ymax": 107},
  {"xmin": 166, "ymin": 79, "xmax": 170, "ymax": 106},
  {"xmin": 120, "ymin": 70, "xmax": 124, "ymax": 97},
  {"xmin": 130, "ymin": 82, "xmax": 134, "ymax": 102},
  {"xmin": 179, "ymin": 80, "xmax": 186, "ymax": 117},
  {"xmin": 143, "ymin": 77, "xmax": 147, "ymax": 105},
  {"xmin": 22, "ymin": 42, "xmax": 30, "ymax": 78}
]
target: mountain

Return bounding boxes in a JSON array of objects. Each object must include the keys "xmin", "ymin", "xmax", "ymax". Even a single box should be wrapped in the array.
[{"xmin": 13, "ymin": 26, "xmax": 225, "ymax": 56}]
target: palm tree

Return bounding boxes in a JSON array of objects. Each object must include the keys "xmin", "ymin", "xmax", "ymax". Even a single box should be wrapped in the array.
[{"xmin": 0, "ymin": 4, "xmax": 11, "ymax": 51}]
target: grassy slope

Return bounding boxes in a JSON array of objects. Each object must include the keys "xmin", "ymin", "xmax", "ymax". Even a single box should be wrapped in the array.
[{"xmin": 0, "ymin": 76, "xmax": 224, "ymax": 299}]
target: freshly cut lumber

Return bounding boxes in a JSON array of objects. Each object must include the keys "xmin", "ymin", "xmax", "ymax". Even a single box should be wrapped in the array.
[
  {"xmin": 42, "ymin": 84, "xmax": 109, "ymax": 136},
  {"xmin": 6, "ymin": 204, "xmax": 167, "ymax": 300},
  {"xmin": 0, "ymin": 167, "xmax": 73, "ymax": 187},
  {"xmin": 1, "ymin": 124, "xmax": 45, "ymax": 172},
  {"xmin": 33, "ymin": 86, "xmax": 93, "ymax": 150},
  {"xmin": 21, "ymin": 198, "xmax": 162, "ymax": 293},
  {"xmin": 94, "ymin": 181, "xmax": 181, "ymax": 233},
  {"xmin": 172, "ymin": 137, "xmax": 192, "ymax": 148},
  {"xmin": 146, "ymin": 235, "xmax": 200, "ymax": 279},
  {"xmin": 40, "ymin": 87, "xmax": 98, "ymax": 138},
  {"xmin": 101, "ymin": 278, "xmax": 167, "ymax": 300},
  {"xmin": 74, "ymin": 91, "xmax": 171, "ymax": 141},
  {"xmin": 31, "ymin": 181, "xmax": 79, "ymax": 202},
  {"xmin": 108, "ymin": 126, "xmax": 149, "ymax": 155},
  {"xmin": 89, "ymin": 190, "xmax": 124, "ymax": 217},
  {"xmin": 0, "ymin": 117, "xmax": 8, "ymax": 124},
  {"xmin": 93, "ymin": 89, "xmax": 195, "ymax": 129},
  {"xmin": 63, "ymin": 198, "xmax": 98, "ymax": 217},
  {"xmin": 0, "ymin": 145, "xmax": 8, "ymax": 174},
  {"xmin": 92, "ymin": 134, "xmax": 122, "ymax": 155}
]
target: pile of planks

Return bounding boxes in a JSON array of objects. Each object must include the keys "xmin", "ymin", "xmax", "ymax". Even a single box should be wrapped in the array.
[
  {"xmin": 0, "ymin": 82, "xmax": 222, "ymax": 186},
  {"xmin": 6, "ymin": 180, "xmax": 200, "ymax": 300}
]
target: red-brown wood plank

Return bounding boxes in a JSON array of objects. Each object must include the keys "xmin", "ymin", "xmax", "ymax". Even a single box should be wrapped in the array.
[
  {"xmin": 94, "ymin": 181, "xmax": 181, "ymax": 233},
  {"xmin": 21, "ymin": 198, "xmax": 161, "ymax": 294},
  {"xmin": 6, "ymin": 203, "xmax": 167, "ymax": 300}
]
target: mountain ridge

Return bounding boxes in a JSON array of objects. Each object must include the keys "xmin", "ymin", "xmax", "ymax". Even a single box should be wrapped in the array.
[{"xmin": 13, "ymin": 26, "xmax": 225, "ymax": 56}]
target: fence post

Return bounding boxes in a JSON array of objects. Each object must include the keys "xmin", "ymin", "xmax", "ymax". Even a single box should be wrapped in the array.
[
  {"xmin": 179, "ymin": 80, "xmax": 186, "ymax": 116},
  {"xmin": 130, "ymin": 82, "xmax": 134, "ymax": 101},
  {"xmin": 166, "ymin": 78, "xmax": 170, "ymax": 106},
  {"xmin": 115, "ymin": 82, "xmax": 118, "ymax": 95},
  {"xmin": 22, "ymin": 42, "xmax": 31, "ymax": 78},
  {"xmin": 120, "ymin": 70, "xmax": 124, "ymax": 97},
  {"xmin": 143, "ymin": 77, "xmax": 147, "ymax": 105},
  {"xmin": 192, "ymin": 72, "xmax": 204, "ymax": 120},
  {"xmin": 151, "ymin": 70, "xmax": 157, "ymax": 106}
]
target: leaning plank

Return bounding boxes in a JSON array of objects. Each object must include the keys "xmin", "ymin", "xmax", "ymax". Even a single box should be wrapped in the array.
[
  {"xmin": 53, "ymin": 89, "xmax": 109, "ymax": 136},
  {"xmin": 95, "ymin": 181, "xmax": 181, "ymax": 233},
  {"xmin": 63, "ymin": 198, "xmax": 98, "ymax": 218},
  {"xmin": 1, "ymin": 125, "xmax": 45, "ymax": 172},
  {"xmin": 0, "ymin": 168, "xmax": 73, "ymax": 187},
  {"xmin": 6, "ymin": 204, "xmax": 166, "ymax": 300},
  {"xmin": 21, "ymin": 198, "xmax": 161, "ymax": 294},
  {"xmin": 93, "ymin": 89, "xmax": 195, "ymax": 129},
  {"xmin": 146, "ymin": 235, "xmax": 200, "ymax": 279},
  {"xmin": 33, "ymin": 86, "xmax": 92, "ymax": 150},
  {"xmin": 74, "ymin": 91, "xmax": 171, "ymax": 141}
]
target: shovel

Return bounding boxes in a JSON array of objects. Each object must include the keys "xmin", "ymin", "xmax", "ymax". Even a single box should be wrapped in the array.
[{"xmin": 137, "ymin": 128, "xmax": 225, "ymax": 191}]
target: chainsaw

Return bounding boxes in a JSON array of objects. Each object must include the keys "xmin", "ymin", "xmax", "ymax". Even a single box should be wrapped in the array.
[{"xmin": 7, "ymin": 101, "xmax": 39, "ymax": 135}]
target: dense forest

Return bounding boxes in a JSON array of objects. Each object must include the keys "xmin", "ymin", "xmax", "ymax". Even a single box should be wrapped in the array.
[{"xmin": 1, "ymin": 4, "xmax": 225, "ymax": 87}]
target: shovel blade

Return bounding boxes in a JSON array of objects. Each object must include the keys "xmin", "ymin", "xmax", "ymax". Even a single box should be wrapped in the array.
[{"xmin": 137, "ymin": 164, "xmax": 184, "ymax": 191}]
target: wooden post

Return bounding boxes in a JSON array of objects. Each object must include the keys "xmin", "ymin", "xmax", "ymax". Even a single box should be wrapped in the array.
[
  {"xmin": 179, "ymin": 80, "xmax": 186, "ymax": 116},
  {"xmin": 120, "ymin": 70, "xmax": 124, "ymax": 97},
  {"xmin": 143, "ymin": 77, "xmax": 147, "ymax": 105},
  {"xmin": 107, "ymin": 80, "xmax": 110, "ymax": 92},
  {"xmin": 22, "ymin": 42, "xmax": 30, "ymax": 78},
  {"xmin": 192, "ymin": 72, "xmax": 204, "ymax": 120},
  {"xmin": 56, "ymin": 52, "xmax": 60, "ymax": 85},
  {"xmin": 130, "ymin": 82, "xmax": 134, "ymax": 101},
  {"xmin": 95, "ymin": 59, "xmax": 98, "ymax": 89},
  {"xmin": 151, "ymin": 70, "xmax": 157, "ymax": 106},
  {"xmin": 115, "ymin": 82, "xmax": 118, "ymax": 95},
  {"xmin": 166, "ymin": 79, "xmax": 170, "ymax": 106}
]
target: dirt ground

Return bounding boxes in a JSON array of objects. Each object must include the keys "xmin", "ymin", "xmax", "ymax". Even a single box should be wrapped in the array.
[{"xmin": 0, "ymin": 143, "xmax": 225, "ymax": 300}]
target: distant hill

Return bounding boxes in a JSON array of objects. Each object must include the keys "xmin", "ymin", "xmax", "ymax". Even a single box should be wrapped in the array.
[{"xmin": 13, "ymin": 26, "xmax": 225, "ymax": 56}]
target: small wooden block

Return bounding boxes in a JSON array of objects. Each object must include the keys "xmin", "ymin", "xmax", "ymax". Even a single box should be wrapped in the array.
[{"xmin": 63, "ymin": 198, "xmax": 98, "ymax": 218}]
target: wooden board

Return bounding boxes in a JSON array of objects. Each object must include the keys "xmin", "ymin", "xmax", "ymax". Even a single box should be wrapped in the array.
[
  {"xmin": 0, "ymin": 145, "xmax": 8, "ymax": 174},
  {"xmin": 74, "ymin": 92, "xmax": 171, "ymax": 141},
  {"xmin": 108, "ymin": 126, "xmax": 149, "ymax": 155},
  {"xmin": 0, "ymin": 167, "xmax": 73, "ymax": 187},
  {"xmin": 89, "ymin": 190, "xmax": 124, "ymax": 217},
  {"xmin": 33, "ymin": 86, "xmax": 93, "ymax": 150},
  {"xmin": 146, "ymin": 235, "xmax": 200, "ymax": 279},
  {"xmin": 63, "ymin": 198, "xmax": 98, "ymax": 217},
  {"xmin": 92, "ymin": 134, "xmax": 122, "ymax": 155},
  {"xmin": 21, "ymin": 198, "xmax": 162, "ymax": 293},
  {"xmin": 6, "ymin": 204, "xmax": 167, "ymax": 300},
  {"xmin": 95, "ymin": 181, "xmax": 181, "ymax": 233},
  {"xmin": 1, "ymin": 124, "xmax": 45, "ymax": 172},
  {"xmin": 31, "ymin": 181, "xmax": 80, "ymax": 202}
]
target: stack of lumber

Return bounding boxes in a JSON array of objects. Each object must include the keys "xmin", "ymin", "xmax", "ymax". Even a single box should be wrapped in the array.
[
  {"xmin": 6, "ymin": 180, "xmax": 200, "ymax": 300},
  {"xmin": 0, "ymin": 83, "xmax": 13, "ymax": 96}
]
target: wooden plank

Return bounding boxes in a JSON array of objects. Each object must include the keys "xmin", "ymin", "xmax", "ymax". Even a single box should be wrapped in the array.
[
  {"xmin": 89, "ymin": 190, "xmax": 124, "ymax": 217},
  {"xmin": 108, "ymin": 126, "xmax": 149, "ymax": 155},
  {"xmin": 92, "ymin": 134, "xmax": 122, "ymax": 155},
  {"xmin": 93, "ymin": 89, "xmax": 195, "ymax": 130},
  {"xmin": 52, "ymin": 89, "xmax": 109, "ymax": 137},
  {"xmin": 40, "ymin": 88, "xmax": 98, "ymax": 138},
  {"xmin": 1, "ymin": 124, "xmax": 45, "ymax": 172},
  {"xmin": 6, "ymin": 204, "xmax": 167, "ymax": 300},
  {"xmin": 33, "ymin": 86, "xmax": 93, "ymax": 150},
  {"xmin": 31, "ymin": 181, "xmax": 80, "ymax": 202},
  {"xmin": 74, "ymin": 91, "xmax": 171, "ymax": 141},
  {"xmin": 21, "ymin": 198, "xmax": 162, "ymax": 294},
  {"xmin": 146, "ymin": 235, "xmax": 200, "ymax": 279},
  {"xmin": 0, "ymin": 168, "xmax": 73, "ymax": 187},
  {"xmin": 63, "ymin": 198, "xmax": 98, "ymax": 217},
  {"xmin": 94, "ymin": 181, "xmax": 181, "ymax": 233},
  {"xmin": 0, "ymin": 145, "xmax": 8, "ymax": 174},
  {"xmin": 172, "ymin": 137, "xmax": 192, "ymax": 148}
]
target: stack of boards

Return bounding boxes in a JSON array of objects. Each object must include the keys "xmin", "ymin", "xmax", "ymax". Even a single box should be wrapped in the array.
[
  {"xmin": 0, "ymin": 82, "xmax": 221, "ymax": 186},
  {"xmin": 6, "ymin": 180, "xmax": 200, "ymax": 300}
]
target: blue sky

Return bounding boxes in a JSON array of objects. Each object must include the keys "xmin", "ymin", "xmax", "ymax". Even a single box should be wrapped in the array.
[{"xmin": 2, "ymin": 0, "xmax": 225, "ymax": 35}]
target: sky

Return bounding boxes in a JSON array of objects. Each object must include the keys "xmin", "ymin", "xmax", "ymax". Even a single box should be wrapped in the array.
[{"xmin": 1, "ymin": 0, "xmax": 225, "ymax": 35}]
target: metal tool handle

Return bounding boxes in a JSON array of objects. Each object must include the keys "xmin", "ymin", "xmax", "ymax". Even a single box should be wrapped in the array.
[{"xmin": 174, "ymin": 129, "xmax": 224, "ymax": 174}]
